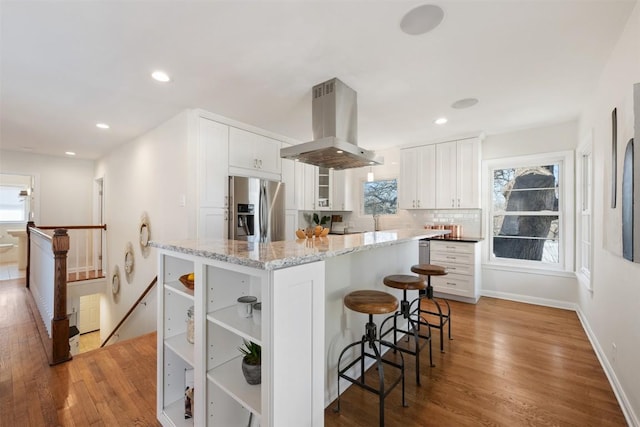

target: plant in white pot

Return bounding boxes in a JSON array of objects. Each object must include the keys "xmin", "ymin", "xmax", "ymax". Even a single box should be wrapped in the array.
[{"xmin": 239, "ymin": 340, "xmax": 261, "ymax": 385}]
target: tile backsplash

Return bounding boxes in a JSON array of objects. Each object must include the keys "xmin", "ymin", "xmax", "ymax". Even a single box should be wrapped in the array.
[{"xmin": 300, "ymin": 209, "xmax": 483, "ymax": 237}]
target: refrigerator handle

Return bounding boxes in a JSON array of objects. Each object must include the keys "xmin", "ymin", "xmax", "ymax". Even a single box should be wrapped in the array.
[{"xmin": 259, "ymin": 183, "xmax": 268, "ymax": 240}]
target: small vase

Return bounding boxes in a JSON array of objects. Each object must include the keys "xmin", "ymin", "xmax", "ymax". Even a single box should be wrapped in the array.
[{"xmin": 241, "ymin": 358, "xmax": 261, "ymax": 385}]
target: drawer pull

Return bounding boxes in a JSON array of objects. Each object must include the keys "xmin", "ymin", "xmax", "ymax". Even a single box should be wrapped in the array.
[
  {"xmin": 446, "ymin": 256, "xmax": 456, "ymax": 259},
  {"xmin": 446, "ymin": 282, "xmax": 457, "ymax": 286},
  {"xmin": 446, "ymin": 246, "xmax": 456, "ymax": 249}
]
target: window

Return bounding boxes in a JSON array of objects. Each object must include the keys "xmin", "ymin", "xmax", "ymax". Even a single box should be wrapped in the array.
[
  {"xmin": 0, "ymin": 185, "xmax": 29, "ymax": 222},
  {"xmin": 486, "ymin": 151, "xmax": 574, "ymax": 271},
  {"xmin": 363, "ymin": 179, "xmax": 397, "ymax": 215},
  {"xmin": 576, "ymin": 139, "xmax": 593, "ymax": 289}
]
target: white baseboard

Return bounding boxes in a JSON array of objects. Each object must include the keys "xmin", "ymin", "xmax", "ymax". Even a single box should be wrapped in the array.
[
  {"xmin": 575, "ymin": 306, "xmax": 639, "ymax": 427},
  {"xmin": 482, "ymin": 290, "xmax": 638, "ymax": 426},
  {"xmin": 481, "ymin": 289, "xmax": 577, "ymax": 311}
]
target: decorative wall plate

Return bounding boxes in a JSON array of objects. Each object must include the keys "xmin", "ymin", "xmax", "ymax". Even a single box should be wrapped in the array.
[
  {"xmin": 112, "ymin": 266, "xmax": 120, "ymax": 295},
  {"xmin": 124, "ymin": 242, "xmax": 134, "ymax": 283},
  {"xmin": 139, "ymin": 212, "xmax": 151, "ymax": 258}
]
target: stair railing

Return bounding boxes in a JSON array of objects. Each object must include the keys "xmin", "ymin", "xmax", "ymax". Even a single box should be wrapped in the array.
[{"xmin": 100, "ymin": 276, "xmax": 158, "ymax": 347}]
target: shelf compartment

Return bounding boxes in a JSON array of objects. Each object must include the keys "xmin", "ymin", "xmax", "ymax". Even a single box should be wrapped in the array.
[
  {"xmin": 165, "ymin": 280, "xmax": 195, "ymax": 300},
  {"xmin": 161, "ymin": 397, "xmax": 193, "ymax": 427},
  {"xmin": 165, "ymin": 333, "xmax": 195, "ymax": 367},
  {"xmin": 207, "ymin": 356, "xmax": 261, "ymax": 417},
  {"xmin": 207, "ymin": 305, "xmax": 262, "ymax": 345}
]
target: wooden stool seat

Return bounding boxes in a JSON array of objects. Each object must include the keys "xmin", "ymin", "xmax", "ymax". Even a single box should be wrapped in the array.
[
  {"xmin": 383, "ymin": 274, "xmax": 426, "ymax": 291},
  {"xmin": 411, "ymin": 264, "xmax": 448, "ymax": 276},
  {"xmin": 344, "ymin": 290, "xmax": 398, "ymax": 315}
]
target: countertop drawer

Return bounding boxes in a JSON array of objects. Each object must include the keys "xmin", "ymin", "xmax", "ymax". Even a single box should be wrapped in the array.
[
  {"xmin": 430, "ymin": 251, "xmax": 474, "ymax": 266},
  {"xmin": 430, "ymin": 241, "xmax": 474, "ymax": 254},
  {"xmin": 428, "ymin": 260, "xmax": 474, "ymax": 276},
  {"xmin": 432, "ymin": 273, "xmax": 474, "ymax": 297}
]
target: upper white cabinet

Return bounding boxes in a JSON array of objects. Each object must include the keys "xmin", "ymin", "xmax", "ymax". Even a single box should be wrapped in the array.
[
  {"xmin": 399, "ymin": 144, "xmax": 436, "ymax": 209},
  {"xmin": 332, "ymin": 170, "xmax": 352, "ymax": 211},
  {"xmin": 435, "ymin": 138, "xmax": 481, "ymax": 209},
  {"xmin": 298, "ymin": 162, "xmax": 316, "ymax": 211},
  {"xmin": 198, "ymin": 117, "xmax": 229, "ymax": 239},
  {"xmin": 229, "ymin": 127, "xmax": 281, "ymax": 177},
  {"xmin": 281, "ymin": 143, "xmax": 297, "ymax": 211},
  {"xmin": 315, "ymin": 167, "xmax": 333, "ymax": 210}
]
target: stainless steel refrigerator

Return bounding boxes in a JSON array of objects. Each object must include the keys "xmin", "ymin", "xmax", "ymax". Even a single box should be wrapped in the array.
[{"xmin": 229, "ymin": 176, "xmax": 286, "ymax": 242}]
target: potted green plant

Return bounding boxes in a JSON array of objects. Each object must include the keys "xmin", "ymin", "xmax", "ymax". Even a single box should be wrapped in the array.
[{"xmin": 239, "ymin": 340, "xmax": 261, "ymax": 385}]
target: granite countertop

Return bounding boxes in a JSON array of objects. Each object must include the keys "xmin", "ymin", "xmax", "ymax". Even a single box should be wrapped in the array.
[
  {"xmin": 427, "ymin": 235, "xmax": 484, "ymax": 243},
  {"xmin": 150, "ymin": 229, "xmax": 449, "ymax": 270}
]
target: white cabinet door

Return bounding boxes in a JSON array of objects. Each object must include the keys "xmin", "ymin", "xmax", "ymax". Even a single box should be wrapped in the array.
[
  {"xmin": 285, "ymin": 209, "xmax": 298, "ymax": 241},
  {"xmin": 229, "ymin": 127, "xmax": 281, "ymax": 175},
  {"xmin": 315, "ymin": 167, "xmax": 333, "ymax": 210},
  {"xmin": 435, "ymin": 141, "xmax": 458, "ymax": 209},
  {"xmin": 199, "ymin": 207, "xmax": 227, "ymax": 240},
  {"xmin": 198, "ymin": 118, "xmax": 229, "ymax": 208},
  {"xmin": 416, "ymin": 144, "xmax": 436, "ymax": 209},
  {"xmin": 302, "ymin": 163, "xmax": 316, "ymax": 211},
  {"xmin": 399, "ymin": 148, "xmax": 418, "ymax": 209},
  {"xmin": 456, "ymin": 138, "xmax": 481, "ymax": 208},
  {"xmin": 332, "ymin": 170, "xmax": 352, "ymax": 211},
  {"xmin": 281, "ymin": 144, "xmax": 297, "ymax": 210}
]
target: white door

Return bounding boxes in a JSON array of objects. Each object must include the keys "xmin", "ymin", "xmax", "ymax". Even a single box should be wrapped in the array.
[{"xmin": 79, "ymin": 293, "xmax": 100, "ymax": 333}]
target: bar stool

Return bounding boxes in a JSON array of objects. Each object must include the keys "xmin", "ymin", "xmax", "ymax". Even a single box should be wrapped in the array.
[
  {"xmin": 379, "ymin": 274, "xmax": 433, "ymax": 385},
  {"xmin": 411, "ymin": 264, "xmax": 452, "ymax": 352},
  {"xmin": 335, "ymin": 290, "xmax": 407, "ymax": 427}
]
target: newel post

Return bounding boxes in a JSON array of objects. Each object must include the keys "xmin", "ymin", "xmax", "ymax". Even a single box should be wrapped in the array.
[
  {"xmin": 51, "ymin": 228, "xmax": 71, "ymax": 365},
  {"xmin": 26, "ymin": 221, "xmax": 35, "ymax": 289}
]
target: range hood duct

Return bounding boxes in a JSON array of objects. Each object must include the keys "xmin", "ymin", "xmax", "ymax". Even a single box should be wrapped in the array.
[{"xmin": 280, "ymin": 78, "xmax": 383, "ymax": 170}]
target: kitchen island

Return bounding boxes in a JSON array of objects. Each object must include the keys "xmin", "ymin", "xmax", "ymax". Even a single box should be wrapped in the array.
[{"xmin": 151, "ymin": 228, "xmax": 447, "ymax": 427}]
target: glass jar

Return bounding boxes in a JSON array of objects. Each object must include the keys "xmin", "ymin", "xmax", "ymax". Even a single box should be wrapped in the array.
[{"xmin": 186, "ymin": 305, "xmax": 195, "ymax": 344}]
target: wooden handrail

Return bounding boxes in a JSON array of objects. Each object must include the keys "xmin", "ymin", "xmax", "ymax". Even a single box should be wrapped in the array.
[
  {"xmin": 101, "ymin": 276, "xmax": 158, "ymax": 348},
  {"xmin": 36, "ymin": 224, "xmax": 107, "ymax": 230}
]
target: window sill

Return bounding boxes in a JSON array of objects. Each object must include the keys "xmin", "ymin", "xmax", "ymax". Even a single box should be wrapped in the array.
[{"xmin": 482, "ymin": 263, "xmax": 576, "ymax": 278}]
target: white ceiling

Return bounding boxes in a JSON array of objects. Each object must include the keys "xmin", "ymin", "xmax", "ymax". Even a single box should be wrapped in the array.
[{"xmin": 1, "ymin": 1, "xmax": 636, "ymax": 160}]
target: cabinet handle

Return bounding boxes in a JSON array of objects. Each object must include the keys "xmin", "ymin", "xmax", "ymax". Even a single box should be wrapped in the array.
[
  {"xmin": 253, "ymin": 158, "xmax": 258, "ymax": 168},
  {"xmin": 446, "ymin": 256, "xmax": 456, "ymax": 259},
  {"xmin": 412, "ymin": 200, "xmax": 416, "ymax": 208},
  {"xmin": 417, "ymin": 199, "xmax": 420, "ymax": 208},
  {"xmin": 446, "ymin": 246, "xmax": 456, "ymax": 249},
  {"xmin": 224, "ymin": 195, "xmax": 228, "ymax": 207},
  {"xmin": 451, "ymin": 198, "xmax": 455, "ymax": 207},
  {"xmin": 457, "ymin": 198, "xmax": 460, "ymax": 207},
  {"xmin": 446, "ymin": 282, "xmax": 457, "ymax": 286},
  {"xmin": 224, "ymin": 210, "xmax": 228, "ymax": 220},
  {"xmin": 259, "ymin": 159, "xmax": 263, "ymax": 168}
]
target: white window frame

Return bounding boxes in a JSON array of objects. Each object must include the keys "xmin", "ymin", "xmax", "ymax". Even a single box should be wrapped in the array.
[
  {"xmin": 576, "ymin": 134, "xmax": 593, "ymax": 291},
  {"xmin": 483, "ymin": 151, "xmax": 574, "ymax": 274}
]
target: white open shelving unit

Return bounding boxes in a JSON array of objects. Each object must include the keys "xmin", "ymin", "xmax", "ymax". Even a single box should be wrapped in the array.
[{"xmin": 157, "ymin": 247, "xmax": 325, "ymax": 427}]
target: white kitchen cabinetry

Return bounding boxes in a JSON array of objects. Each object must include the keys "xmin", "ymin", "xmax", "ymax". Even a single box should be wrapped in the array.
[
  {"xmin": 315, "ymin": 167, "xmax": 333, "ymax": 210},
  {"xmin": 229, "ymin": 127, "xmax": 281, "ymax": 178},
  {"xmin": 332, "ymin": 170, "xmax": 352, "ymax": 211},
  {"xmin": 157, "ymin": 250, "xmax": 325, "ymax": 427},
  {"xmin": 435, "ymin": 138, "xmax": 481, "ymax": 209},
  {"xmin": 297, "ymin": 162, "xmax": 317, "ymax": 211},
  {"xmin": 198, "ymin": 117, "xmax": 229, "ymax": 240},
  {"xmin": 429, "ymin": 241, "xmax": 480, "ymax": 303},
  {"xmin": 281, "ymin": 144, "xmax": 297, "ymax": 211},
  {"xmin": 399, "ymin": 145, "xmax": 436, "ymax": 209}
]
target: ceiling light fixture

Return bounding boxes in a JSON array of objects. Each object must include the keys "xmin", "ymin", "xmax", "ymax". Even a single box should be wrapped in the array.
[
  {"xmin": 434, "ymin": 117, "xmax": 448, "ymax": 125},
  {"xmin": 400, "ymin": 4, "xmax": 445, "ymax": 35},
  {"xmin": 65, "ymin": 151, "xmax": 76, "ymax": 156},
  {"xmin": 96, "ymin": 123, "xmax": 110, "ymax": 129},
  {"xmin": 151, "ymin": 70, "xmax": 171, "ymax": 83},
  {"xmin": 451, "ymin": 98, "xmax": 479, "ymax": 109}
]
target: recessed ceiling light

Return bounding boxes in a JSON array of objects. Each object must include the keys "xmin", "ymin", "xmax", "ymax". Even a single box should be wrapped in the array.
[
  {"xmin": 96, "ymin": 123, "xmax": 110, "ymax": 129},
  {"xmin": 336, "ymin": 150, "xmax": 343, "ymax": 154},
  {"xmin": 400, "ymin": 4, "xmax": 445, "ymax": 35},
  {"xmin": 65, "ymin": 151, "xmax": 76, "ymax": 156},
  {"xmin": 451, "ymin": 98, "xmax": 479, "ymax": 109},
  {"xmin": 151, "ymin": 70, "xmax": 171, "ymax": 82},
  {"xmin": 434, "ymin": 117, "xmax": 448, "ymax": 125}
]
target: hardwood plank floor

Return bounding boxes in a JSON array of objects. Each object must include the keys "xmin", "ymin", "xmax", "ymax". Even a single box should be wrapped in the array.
[
  {"xmin": 0, "ymin": 279, "xmax": 159, "ymax": 427},
  {"xmin": 325, "ymin": 297, "xmax": 627, "ymax": 426},
  {"xmin": 0, "ymin": 278, "xmax": 626, "ymax": 426}
]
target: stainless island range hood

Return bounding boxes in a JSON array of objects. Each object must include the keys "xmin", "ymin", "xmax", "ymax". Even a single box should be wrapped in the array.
[{"xmin": 280, "ymin": 78, "xmax": 383, "ymax": 170}]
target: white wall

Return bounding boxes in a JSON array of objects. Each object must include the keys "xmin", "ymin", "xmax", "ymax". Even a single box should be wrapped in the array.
[
  {"xmin": 479, "ymin": 121, "xmax": 580, "ymax": 305},
  {"xmin": 577, "ymin": 2, "xmax": 640, "ymax": 424},
  {"xmin": 95, "ymin": 110, "xmax": 193, "ymax": 343},
  {"xmin": 0, "ymin": 150, "xmax": 95, "ymax": 263}
]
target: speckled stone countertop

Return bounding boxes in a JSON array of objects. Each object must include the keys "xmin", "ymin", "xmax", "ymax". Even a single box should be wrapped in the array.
[{"xmin": 150, "ymin": 229, "xmax": 449, "ymax": 270}]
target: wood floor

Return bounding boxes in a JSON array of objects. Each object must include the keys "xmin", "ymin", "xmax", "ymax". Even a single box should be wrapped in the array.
[
  {"xmin": 0, "ymin": 279, "xmax": 159, "ymax": 427},
  {"xmin": 0, "ymin": 278, "xmax": 626, "ymax": 426}
]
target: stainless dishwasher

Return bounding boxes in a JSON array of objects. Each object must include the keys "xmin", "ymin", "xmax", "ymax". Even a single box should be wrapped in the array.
[{"xmin": 419, "ymin": 239, "xmax": 430, "ymax": 264}]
